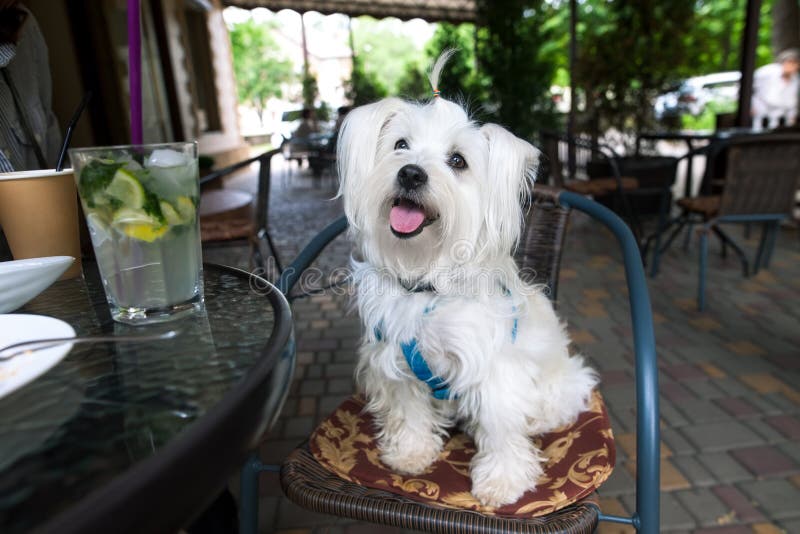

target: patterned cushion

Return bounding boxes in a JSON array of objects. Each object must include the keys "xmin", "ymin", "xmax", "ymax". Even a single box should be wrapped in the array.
[{"xmin": 310, "ymin": 390, "xmax": 615, "ymax": 518}]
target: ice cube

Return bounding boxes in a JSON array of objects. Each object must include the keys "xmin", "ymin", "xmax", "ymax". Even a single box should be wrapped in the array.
[{"xmin": 146, "ymin": 148, "xmax": 188, "ymax": 168}]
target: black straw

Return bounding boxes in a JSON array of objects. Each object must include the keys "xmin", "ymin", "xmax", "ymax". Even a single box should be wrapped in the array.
[{"xmin": 56, "ymin": 91, "xmax": 92, "ymax": 171}]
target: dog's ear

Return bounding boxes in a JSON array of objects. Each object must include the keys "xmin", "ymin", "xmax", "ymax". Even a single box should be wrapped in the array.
[
  {"xmin": 479, "ymin": 123, "xmax": 540, "ymax": 255},
  {"xmin": 336, "ymin": 97, "xmax": 405, "ymax": 230}
]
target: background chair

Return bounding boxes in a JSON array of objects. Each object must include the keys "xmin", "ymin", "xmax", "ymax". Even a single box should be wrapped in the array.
[
  {"xmin": 672, "ymin": 133, "xmax": 800, "ymax": 310},
  {"xmin": 199, "ymin": 148, "xmax": 282, "ymax": 276},
  {"xmin": 254, "ymin": 188, "xmax": 659, "ymax": 534},
  {"xmin": 539, "ymin": 131, "xmax": 677, "ymax": 255}
]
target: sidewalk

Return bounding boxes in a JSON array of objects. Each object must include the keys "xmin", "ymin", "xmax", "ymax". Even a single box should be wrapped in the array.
[{"xmin": 205, "ymin": 157, "xmax": 800, "ymax": 533}]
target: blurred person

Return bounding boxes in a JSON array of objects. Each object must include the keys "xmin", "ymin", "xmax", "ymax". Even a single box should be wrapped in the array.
[
  {"xmin": 0, "ymin": 1, "xmax": 62, "ymax": 260},
  {"xmin": 751, "ymin": 47, "xmax": 800, "ymax": 129},
  {"xmin": 0, "ymin": 0, "xmax": 61, "ymax": 172},
  {"xmin": 291, "ymin": 107, "xmax": 317, "ymax": 140}
]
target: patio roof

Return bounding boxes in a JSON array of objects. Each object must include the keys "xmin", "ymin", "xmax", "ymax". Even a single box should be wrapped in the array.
[{"xmin": 221, "ymin": 0, "xmax": 477, "ymax": 23}]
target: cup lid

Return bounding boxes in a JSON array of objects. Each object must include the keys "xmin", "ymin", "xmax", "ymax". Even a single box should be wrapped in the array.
[{"xmin": 0, "ymin": 169, "xmax": 74, "ymax": 181}]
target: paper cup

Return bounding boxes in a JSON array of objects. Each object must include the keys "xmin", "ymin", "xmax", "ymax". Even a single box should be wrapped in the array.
[{"xmin": 0, "ymin": 169, "xmax": 82, "ymax": 279}]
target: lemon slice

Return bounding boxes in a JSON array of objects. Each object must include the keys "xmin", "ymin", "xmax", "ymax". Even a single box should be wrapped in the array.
[
  {"xmin": 122, "ymin": 223, "xmax": 168, "ymax": 242},
  {"xmin": 160, "ymin": 201, "xmax": 182, "ymax": 225},
  {"xmin": 106, "ymin": 168, "xmax": 145, "ymax": 209},
  {"xmin": 174, "ymin": 196, "xmax": 196, "ymax": 223},
  {"xmin": 112, "ymin": 208, "xmax": 167, "ymax": 242}
]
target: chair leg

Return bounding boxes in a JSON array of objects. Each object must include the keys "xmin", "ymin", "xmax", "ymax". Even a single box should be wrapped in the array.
[
  {"xmin": 712, "ymin": 226, "xmax": 749, "ymax": 277},
  {"xmin": 239, "ymin": 455, "xmax": 261, "ymax": 534},
  {"xmin": 753, "ymin": 223, "xmax": 770, "ymax": 274},
  {"xmin": 646, "ymin": 191, "xmax": 674, "ymax": 277},
  {"xmin": 753, "ymin": 221, "xmax": 780, "ymax": 273},
  {"xmin": 698, "ymin": 228, "xmax": 709, "ymax": 311},
  {"xmin": 259, "ymin": 229, "xmax": 283, "ymax": 274},
  {"xmin": 763, "ymin": 221, "xmax": 780, "ymax": 268},
  {"xmin": 682, "ymin": 220, "xmax": 695, "ymax": 251}
]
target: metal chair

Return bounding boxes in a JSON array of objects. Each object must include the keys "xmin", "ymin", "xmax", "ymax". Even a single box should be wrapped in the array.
[
  {"xmin": 199, "ymin": 149, "xmax": 282, "ymax": 277},
  {"xmin": 539, "ymin": 131, "xmax": 673, "ymax": 253},
  {"xmin": 236, "ymin": 188, "xmax": 659, "ymax": 533},
  {"xmin": 665, "ymin": 133, "xmax": 800, "ymax": 310}
]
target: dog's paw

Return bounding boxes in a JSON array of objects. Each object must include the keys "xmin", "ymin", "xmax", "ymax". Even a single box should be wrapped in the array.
[
  {"xmin": 470, "ymin": 453, "xmax": 543, "ymax": 508},
  {"xmin": 380, "ymin": 436, "xmax": 442, "ymax": 475}
]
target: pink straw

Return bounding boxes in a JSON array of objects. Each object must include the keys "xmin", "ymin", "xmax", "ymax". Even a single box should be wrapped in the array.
[{"xmin": 128, "ymin": 0, "xmax": 142, "ymax": 144}]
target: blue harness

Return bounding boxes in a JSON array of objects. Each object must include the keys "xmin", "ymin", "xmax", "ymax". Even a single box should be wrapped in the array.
[{"xmin": 374, "ymin": 291, "xmax": 518, "ymax": 400}]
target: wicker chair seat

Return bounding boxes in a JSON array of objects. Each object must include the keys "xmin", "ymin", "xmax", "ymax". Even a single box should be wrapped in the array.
[
  {"xmin": 564, "ymin": 177, "xmax": 638, "ymax": 196},
  {"xmin": 676, "ymin": 195, "xmax": 721, "ymax": 217},
  {"xmin": 281, "ymin": 390, "xmax": 613, "ymax": 532}
]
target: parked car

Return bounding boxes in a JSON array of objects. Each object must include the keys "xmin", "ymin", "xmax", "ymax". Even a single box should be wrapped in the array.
[{"xmin": 654, "ymin": 71, "xmax": 740, "ymax": 120}]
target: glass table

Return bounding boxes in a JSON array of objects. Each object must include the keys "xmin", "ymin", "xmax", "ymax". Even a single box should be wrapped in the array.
[{"xmin": 0, "ymin": 263, "xmax": 294, "ymax": 533}]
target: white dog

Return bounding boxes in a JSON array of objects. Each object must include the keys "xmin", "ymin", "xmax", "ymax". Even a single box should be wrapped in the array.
[{"xmin": 337, "ymin": 52, "xmax": 598, "ymax": 508}]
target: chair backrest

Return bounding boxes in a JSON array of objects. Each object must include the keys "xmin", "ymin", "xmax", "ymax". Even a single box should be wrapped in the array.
[
  {"xmin": 539, "ymin": 130, "xmax": 596, "ymax": 185},
  {"xmin": 716, "ymin": 133, "xmax": 800, "ymax": 217},
  {"xmin": 200, "ymin": 148, "xmax": 282, "ymax": 233},
  {"xmin": 514, "ymin": 185, "xmax": 571, "ymax": 301}
]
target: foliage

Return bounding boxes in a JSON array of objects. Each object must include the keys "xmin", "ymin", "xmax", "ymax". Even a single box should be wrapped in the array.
[
  {"xmin": 397, "ymin": 23, "xmax": 485, "ymax": 102},
  {"xmin": 228, "ymin": 18, "xmax": 293, "ymax": 125},
  {"xmin": 302, "ymin": 69, "xmax": 319, "ymax": 111},
  {"xmin": 571, "ymin": 1, "xmax": 697, "ymax": 141},
  {"xmin": 473, "ymin": 0, "xmax": 561, "ymax": 139},
  {"xmin": 349, "ymin": 17, "xmax": 427, "ymax": 96},
  {"xmin": 346, "ymin": 55, "xmax": 388, "ymax": 106}
]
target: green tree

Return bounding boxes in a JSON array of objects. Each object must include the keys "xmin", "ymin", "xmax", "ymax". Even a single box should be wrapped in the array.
[
  {"xmin": 397, "ymin": 23, "xmax": 484, "ymax": 101},
  {"xmin": 228, "ymin": 18, "xmax": 293, "ymax": 125},
  {"xmin": 346, "ymin": 55, "xmax": 389, "ymax": 106},
  {"xmin": 473, "ymin": 0, "xmax": 561, "ymax": 139}
]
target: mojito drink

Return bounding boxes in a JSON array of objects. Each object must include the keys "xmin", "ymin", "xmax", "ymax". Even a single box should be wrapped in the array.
[{"xmin": 70, "ymin": 143, "xmax": 203, "ymax": 324}]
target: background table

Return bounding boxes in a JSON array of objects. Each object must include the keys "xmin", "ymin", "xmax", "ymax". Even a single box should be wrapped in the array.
[{"xmin": 0, "ymin": 263, "xmax": 293, "ymax": 533}]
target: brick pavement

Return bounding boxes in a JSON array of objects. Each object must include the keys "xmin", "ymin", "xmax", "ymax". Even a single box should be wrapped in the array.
[{"xmin": 204, "ymin": 157, "xmax": 800, "ymax": 533}]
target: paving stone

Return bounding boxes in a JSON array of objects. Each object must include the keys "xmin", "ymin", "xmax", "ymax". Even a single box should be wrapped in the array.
[
  {"xmin": 621, "ymin": 492, "xmax": 695, "ymax": 531},
  {"xmin": 743, "ymin": 418, "xmax": 791, "ymax": 444},
  {"xmin": 661, "ymin": 427, "xmax": 696, "ymax": 455},
  {"xmin": 674, "ymin": 487, "xmax": 731, "ymax": 527},
  {"xmin": 661, "ymin": 381, "xmax": 698, "ymax": 404},
  {"xmin": 319, "ymin": 394, "xmax": 349, "ymax": 417},
  {"xmin": 683, "ymin": 379, "xmax": 725, "ymax": 399},
  {"xmin": 597, "ymin": 464, "xmax": 636, "ymax": 497},
  {"xmin": 738, "ymin": 478, "xmax": 800, "ymax": 520},
  {"xmin": 778, "ymin": 518, "xmax": 800, "ymax": 533},
  {"xmin": 298, "ymin": 379, "xmax": 326, "ymax": 396},
  {"xmin": 695, "ymin": 452, "xmax": 754, "ymax": 483},
  {"xmin": 328, "ymin": 377, "xmax": 356, "ymax": 394},
  {"xmin": 714, "ymin": 378, "xmax": 755, "ymax": 398},
  {"xmin": 682, "ymin": 420, "xmax": 763, "ymax": 452},
  {"xmin": 676, "ymin": 398, "xmax": 730, "ymax": 423},
  {"xmin": 776, "ymin": 441, "xmax": 800, "ymax": 465},
  {"xmin": 692, "ymin": 526, "xmax": 751, "ymax": 534},
  {"xmin": 304, "ymin": 364, "xmax": 323, "ymax": 379},
  {"xmin": 670, "ymin": 455, "xmax": 716, "ymax": 487},
  {"xmin": 661, "ymin": 400, "xmax": 691, "ymax": 428},
  {"xmin": 710, "ymin": 485, "xmax": 765, "ymax": 523},
  {"xmin": 730, "ymin": 445, "xmax": 798, "ymax": 477},
  {"xmin": 283, "ymin": 416, "xmax": 315, "ymax": 438},
  {"xmin": 715, "ymin": 396, "xmax": 761, "ymax": 418}
]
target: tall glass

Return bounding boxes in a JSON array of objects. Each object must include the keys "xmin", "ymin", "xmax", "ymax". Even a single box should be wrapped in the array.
[{"xmin": 69, "ymin": 142, "xmax": 204, "ymax": 324}]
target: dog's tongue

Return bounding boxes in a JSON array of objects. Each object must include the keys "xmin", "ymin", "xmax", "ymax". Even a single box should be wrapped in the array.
[{"xmin": 390, "ymin": 200, "xmax": 426, "ymax": 234}]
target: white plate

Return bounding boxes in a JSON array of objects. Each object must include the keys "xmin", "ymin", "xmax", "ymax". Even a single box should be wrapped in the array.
[
  {"xmin": 0, "ymin": 314, "xmax": 75, "ymax": 399},
  {"xmin": 0, "ymin": 256, "xmax": 75, "ymax": 313}
]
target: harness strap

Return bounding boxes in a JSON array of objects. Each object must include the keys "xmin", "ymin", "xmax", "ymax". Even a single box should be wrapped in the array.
[{"xmin": 373, "ymin": 290, "xmax": 518, "ymax": 400}]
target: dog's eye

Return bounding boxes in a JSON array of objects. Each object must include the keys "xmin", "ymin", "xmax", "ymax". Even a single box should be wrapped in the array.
[
  {"xmin": 394, "ymin": 139, "xmax": 409, "ymax": 150},
  {"xmin": 448, "ymin": 153, "xmax": 467, "ymax": 170}
]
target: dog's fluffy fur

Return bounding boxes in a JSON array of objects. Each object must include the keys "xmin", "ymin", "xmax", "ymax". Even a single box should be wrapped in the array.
[{"xmin": 337, "ymin": 53, "xmax": 597, "ymax": 508}]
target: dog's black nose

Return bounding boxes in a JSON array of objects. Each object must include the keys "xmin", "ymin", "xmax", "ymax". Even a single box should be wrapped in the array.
[{"xmin": 397, "ymin": 164, "xmax": 428, "ymax": 190}]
